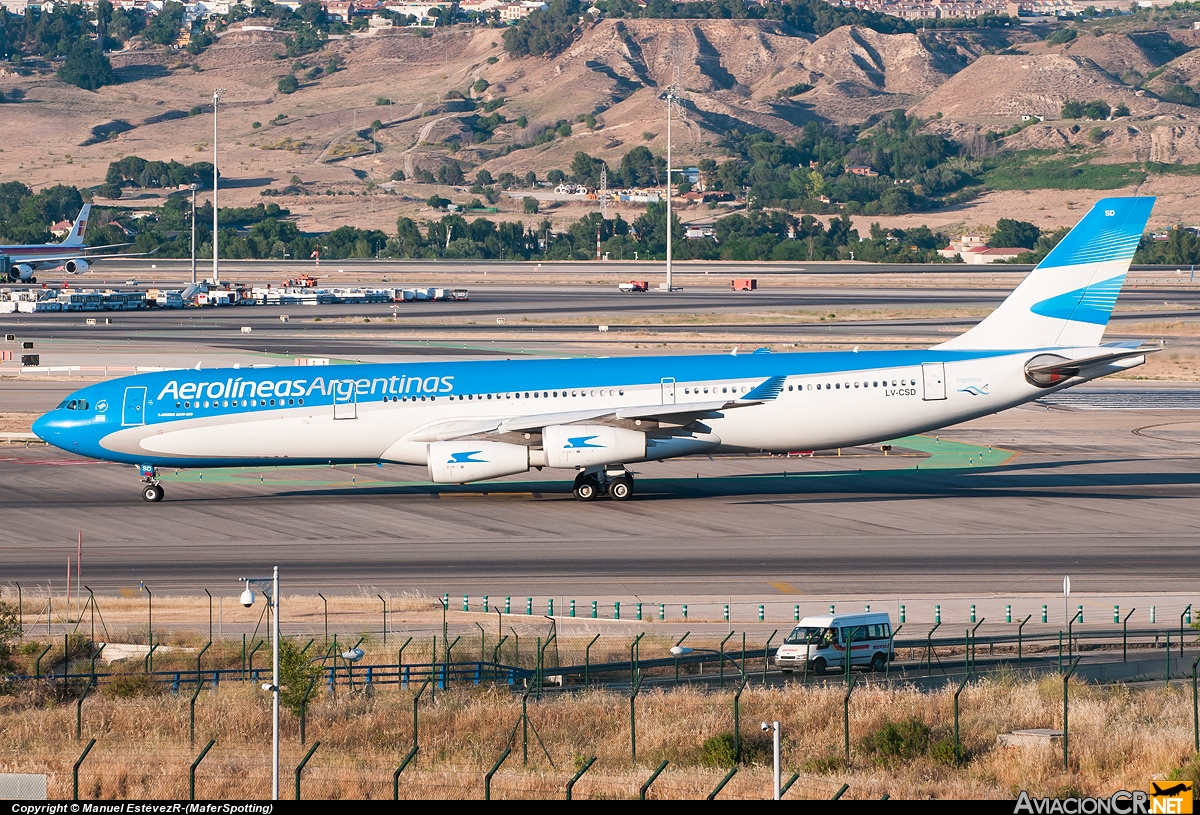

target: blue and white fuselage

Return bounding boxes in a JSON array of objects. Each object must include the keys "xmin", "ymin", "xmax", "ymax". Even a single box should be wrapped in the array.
[{"xmin": 32, "ymin": 197, "xmax": 1160, "ymax": 501}]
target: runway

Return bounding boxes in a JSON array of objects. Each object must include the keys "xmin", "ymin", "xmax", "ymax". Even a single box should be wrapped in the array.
[
  {"xmin": 5, "ymin": 272, "xmax": 1200, "ymax": 605},
  {"xmin": 3, "ymin": 404, "xmax": 1199, "ymax": 598}
]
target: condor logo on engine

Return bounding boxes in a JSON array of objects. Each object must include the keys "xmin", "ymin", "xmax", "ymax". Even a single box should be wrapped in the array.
[{"xmin": 544, "ymin": 425, "xmax": 645, "ymax": 469}]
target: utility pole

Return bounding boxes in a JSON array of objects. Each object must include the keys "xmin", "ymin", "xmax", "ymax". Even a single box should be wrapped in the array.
[{"xmin": 212, "ymin": 89, "xmax": 224, "ymax": 286}]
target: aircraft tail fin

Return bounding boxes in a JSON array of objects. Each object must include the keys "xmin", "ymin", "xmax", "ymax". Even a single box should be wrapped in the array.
[
  {"xmin": 60, "ymin": 204, "xmax": 91, "ymax": 247},
  {"xmin": 937, "ymin": 197, "xmax": 1154, "ymax": 350}
]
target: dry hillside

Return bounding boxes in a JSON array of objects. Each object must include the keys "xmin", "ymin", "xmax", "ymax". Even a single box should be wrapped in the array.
[{"xmin": 2, "ymin": 17, "xmax": 1200, "ymax": 233}]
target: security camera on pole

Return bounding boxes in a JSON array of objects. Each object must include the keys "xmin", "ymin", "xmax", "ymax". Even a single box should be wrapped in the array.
[{"xmin": 240, "ymin": 566, "xmax": 280, "ymax": 800}]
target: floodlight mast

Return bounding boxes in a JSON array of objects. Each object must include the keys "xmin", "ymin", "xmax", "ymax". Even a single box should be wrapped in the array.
[
  {"xmin": 664, "ymin": 87, "xmax": 676, "ymax": 294},
  {"xmin": 240, "ymin": 567, "xmax": 279, "ymax": 799},
  {"xmin": 212, "ymin": 89, "xmax": 224, "ymax": 286}
]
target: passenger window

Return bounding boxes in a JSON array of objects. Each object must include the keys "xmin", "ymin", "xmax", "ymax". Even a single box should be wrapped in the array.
[{"xmin": 835, "ymin": 383, "xmax": 840, "ymax": 389}]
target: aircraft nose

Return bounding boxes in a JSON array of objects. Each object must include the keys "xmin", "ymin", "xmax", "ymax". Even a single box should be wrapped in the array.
[{"xmin": 32, "ymin": 412, "xmax": 58, "ymax": 444}]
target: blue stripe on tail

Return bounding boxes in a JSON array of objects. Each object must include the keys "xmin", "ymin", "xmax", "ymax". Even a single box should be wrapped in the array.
[
  {"xmin": 1029, "ymin": 274, "xmax": 1126, "ymax": 325},
  {"xmin": 1035, "ymin": 197, "xmax": 1153, "ymax": 270}
]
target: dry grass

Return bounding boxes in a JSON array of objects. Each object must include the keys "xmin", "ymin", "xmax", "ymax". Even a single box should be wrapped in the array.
[{"xmin": 0, "ymin": 673, "xmax": 1196, "ymax": 800}]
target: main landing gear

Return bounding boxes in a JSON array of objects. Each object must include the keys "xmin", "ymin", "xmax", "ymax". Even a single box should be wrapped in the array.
[
  {"xmin": 573, "ymin": 466, "xmax": 635, "ymax": 501},
  {"xmin": 139, "ymin": 465, "xmax": 164, "ymax": 502}
]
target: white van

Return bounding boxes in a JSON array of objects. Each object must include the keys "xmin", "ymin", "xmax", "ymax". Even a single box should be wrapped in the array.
[{"xmin": 774, "ymin": 612, "xmax": 894, "ymax": 675}]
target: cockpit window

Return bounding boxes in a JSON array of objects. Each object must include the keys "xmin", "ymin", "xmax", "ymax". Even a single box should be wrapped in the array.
[{"xmin": 56, "ymin": 399, "xmax": 88, "ymax": 411}]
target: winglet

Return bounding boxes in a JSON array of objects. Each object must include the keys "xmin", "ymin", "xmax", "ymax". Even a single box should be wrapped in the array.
[{"xmin": 741, "ymin": 375, "xmax": 786, "ymax": 402}]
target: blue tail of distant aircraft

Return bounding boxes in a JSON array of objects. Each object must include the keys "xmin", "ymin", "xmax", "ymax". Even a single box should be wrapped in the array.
[{"xmin": 938, "ymin": 196, "xmax": 1154, "ymax": 350}]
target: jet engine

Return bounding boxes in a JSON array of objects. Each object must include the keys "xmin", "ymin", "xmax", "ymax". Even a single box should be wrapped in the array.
[
  {"xmin": 8, "ymin": 264, "xmax": 34, "ymax": 282},
  {"xmin": 64, "ymin": 259, "xmax": 90, "ymax": 274},
  {"xmin": 427, "ymin": 440, "xmax": 530, "ymax": 484},
  {"xmin": 543, "ymin": 425, "xmax": 646, "ymax": 469}
]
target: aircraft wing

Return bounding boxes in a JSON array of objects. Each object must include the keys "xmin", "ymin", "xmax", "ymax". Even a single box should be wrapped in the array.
[{"xmin": 406, "ymin": 375, "xmax": 786, "ymax": 442}]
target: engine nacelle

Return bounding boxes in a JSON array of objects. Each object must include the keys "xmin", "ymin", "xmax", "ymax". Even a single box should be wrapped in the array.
[
  {"xmin": 543, "ymin": 425, "xmax": 646, "ymax": 469},
  {"xmin": 65, "ymin": 258, "xmax": 90, "ymax": 274},
  {"xmin": 9, "ymin": 264, "xmax": 34, "ymax": 282},
  {"xmin": 427, "ymin": 441, "xmax": 529, "ymax": 484}
]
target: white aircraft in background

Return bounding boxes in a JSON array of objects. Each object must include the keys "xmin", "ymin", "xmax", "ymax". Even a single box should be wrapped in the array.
[
  {"xmin": 34, "ymin": 197, "xmax": 1158, "ymax": 502},
  {"xmin": 1, "ymin": 205, "xmax": 142, "ymax": 282}
]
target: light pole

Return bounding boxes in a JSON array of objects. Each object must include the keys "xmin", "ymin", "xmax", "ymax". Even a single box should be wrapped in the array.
[
  {"xmin": 212, "ymin": 89, "xmax": 225, "ymax": 286},
  {"xmin": 240, "ymin": 566, "xmax": 280, "ymax": 800},
  {"xmin": 663, "ymin": 88, "xmax": 676, "ymax": 293},
  {"xmin": 762, "ymin": 721, "xmax": 780, "ymax": 799},
  {"xmin": 189, "ymin": 184, "xmax": 197, "ymax": 285}
]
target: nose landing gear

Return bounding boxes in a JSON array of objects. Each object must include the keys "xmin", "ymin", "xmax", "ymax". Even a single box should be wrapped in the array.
[
  {"xmin": 139, "ymin": 465, "xmax": 164, "ymax": 502},
  {"xmin": 573, "ymin": 466, "xmax": 635, "ymax": 501}
]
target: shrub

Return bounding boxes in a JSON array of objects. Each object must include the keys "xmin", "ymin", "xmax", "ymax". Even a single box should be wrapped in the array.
[
  {"xmin": 701, "ymin": 731, "xmax": 773, "ymax": 767},
  {"xmin": 523, "ymin": 196, "xmax": 539, "ymax": 214},
  {"xmin": 278, "ymin": 74, "xmax": 299, "ymax": 95},
  {"xmin": 376, "ymin": 96, "xmax": 392, "ymax": 106},
  {"xmin": 1088, "ymin": 126, "xmax": 1106, "ymax": 143},
  {"xmin": 251, "ymin": 121, "xmax": 262, "ymax": 129},
  {"xmin": 103, "ymin": 672, "xmax": 167, "ymax": 699},
  {"xmin": 858, "ymin": 717, "xmax": 932, "ymax": 762},
  {"xmin": 390, "ymin": 170, "xmax": 405, "ymax": 182},
  {"xmin": 1047, "ymin": 28, "xmax": 1077, "ymax": 46},
  {"xmin": 473, "ymin": 78, "xmax": 489, "ymax": 93}
]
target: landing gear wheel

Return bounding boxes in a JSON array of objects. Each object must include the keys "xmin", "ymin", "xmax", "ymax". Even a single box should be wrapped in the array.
[
  {"xmin": 870, "ymin": 652, "xmax": 887, "ymax": 673},
  {"xmin": 573, "ymin": 478, "xmax": 598, "ymax": 501},
  {"xmin": 609, "ymin": 476, "xmax": 633, "ymax": 501},
  {"xmin": 141, "ymin": 484, "xmax": 164, "ymax": 503},
  {"xmin": 811, "ymin": 657, "xmax": 827, "ymax": 676}
]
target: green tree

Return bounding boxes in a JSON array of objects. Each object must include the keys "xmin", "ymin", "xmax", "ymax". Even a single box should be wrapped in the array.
[
  {"xmin": 523, "ymin": 196, "xmax": 539, "ymax": 214},
  {"xmin": 278, "ymin": 638, "xmax": 321, "ymax": 715},
  {"xmin": 1060, "ymin": 99, "xmax": 1083, "ymax": 119},
  {"xmin": 991, "ymin": 218, "xmax": 1040, "ymax": 249},
  {"xmin": 57, "ymin": 40, "xmax": 118, "ymax": 91},
  {"xmin": 278, "ymin": 74, "xmax": 299, "ymax": 94}
]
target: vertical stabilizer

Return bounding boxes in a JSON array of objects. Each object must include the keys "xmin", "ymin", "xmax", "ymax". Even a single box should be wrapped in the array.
[
  {"xmin": 937, "ymin": 197, "xmax": 1154, "ymax": 350},
  {"xmin": 60, "ymin": 204, "xmax": 91, "ymax": 247}
]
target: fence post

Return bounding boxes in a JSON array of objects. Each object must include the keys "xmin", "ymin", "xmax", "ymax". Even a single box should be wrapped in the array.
[
  {"xmin": 719, "ymin": 631, "xmax": 735, "ymax": 689},
  {"xmin": 832, "ymin": 783, "xmax": 850, "ymax": 800},
  {"xmin": 1192, "ymin": 654, "xmax": 1200, "ymax": 753},
  {"xmin": 673, "ymin": 632, "xmax": 690, "ymax": 685},
  {"xmin": 295, "ymin": 741, "xmax": 320, "ymax": 800},
  {"xmin": 298, "ymin": 677, "xmax": 316, "ymax": 745},
  {"xmin": 885, "ymin": 624, "xmax": 903, "ymax": 681},
  {"xmin": 393, "ymin": 745, "xmax": 418, "ymax": 800},
  {"xmin": 34, "ymin": 643, "xmax": 51, "ymax": 680},
  {"xmin": 733, "ymin": 677, "xmax": 748, "ymax": 763},
  {"xmin": 844, "ymin": 675, "xmax": 858, "ymax": 762},
  {"xmin": 189, "ymin": 739, "xmax": 215, "ymax": 801},
  {"xmin": 1067, "ymin": 610, "xmax": 1081, "ymax": 662},
  {"xmin": 73, "ymin": 738, "xmax": 95, "ymax": 800},
  {"xmin": 74, "ymin": 680, "xmax": 93, "ymax": 741},
  {"xmin": 640, "ymin": 760, "xmax": 669, "ymax": 800},
  {"xmin": 189, "ymin": 678, "xmax": 205, "ymax": 747},
  {"xmin": 1182, "ymin": 606, "xmax": 1192, "ymax": 659},
  {"xmin": 630, "ymin": 674, "xmax": 643, "ymax": 763},
  {"xmin": 584, "ymin": 633, "xmax": 599, "ymax": 688},
  {"xmin": 484, "ymin": 746, "xmax": 512, "ymax": 801},
  {"xmin": 1167, "ymin": 631, "xmax": 1172, "ymax": 688},
  {"xmin": 1123, "ymin": 607, "xmax": 1136, "ymax": 662},
  {"xmin": 1063, "ymin": 657, "xmax": 1081, "ymax": 771},
  {"xmin": 412, "ymin": 677, "xmax": 431, "ymax": 749},
  {"xmin": 398, "ymin": 637, "xmax": 412, "ymax": 689},
  {"xmin": 970, "ymin": 618, "xmax": 985, "ymax": 673},
  {"xmin": 1017, "ymin": 615, "xmax": 1031, "ymax": 670},
  {"xmin": 954, "ymin": 671, "xmax": 971, "ymax": 766},
  {"xmin": 763, "ymin": 630, "xmax": 777, "ymax": 683},
  {"xmin": 565, "ymin": 756, "xmax": 596, "ymax": 800},
  {"xmin": 924, "ymin": 621, "xmax": 941, "ymax": 677},
  {"xmin": 707, "ymin": 767, "xmax": 738, "ymax": 800}
]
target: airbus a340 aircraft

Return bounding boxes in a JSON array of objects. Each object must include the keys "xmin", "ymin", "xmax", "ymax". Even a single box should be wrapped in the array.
[
  {"xmin": 2, "ymin": 204, "xmax": 139, "ymax": 282},
  {"xmin": 34, "ymin": 197, "xmax": 1157, "ymax": 503}
]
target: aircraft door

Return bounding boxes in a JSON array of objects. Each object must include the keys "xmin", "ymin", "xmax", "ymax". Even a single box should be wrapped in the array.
[
  {"xmin": 333, "ymin": 387, "xmax": 357, "ymax": 420},
  {"xmin": 122, "ymin": 386, "xmax": 147, "ymax": 426},
  {"xmin": 660, "ymin": 377, "xmax": 676, "ymax": 405},
  {"xmin": 921, "ymin": 362, "xmax": 947, "ymax": 401}
]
